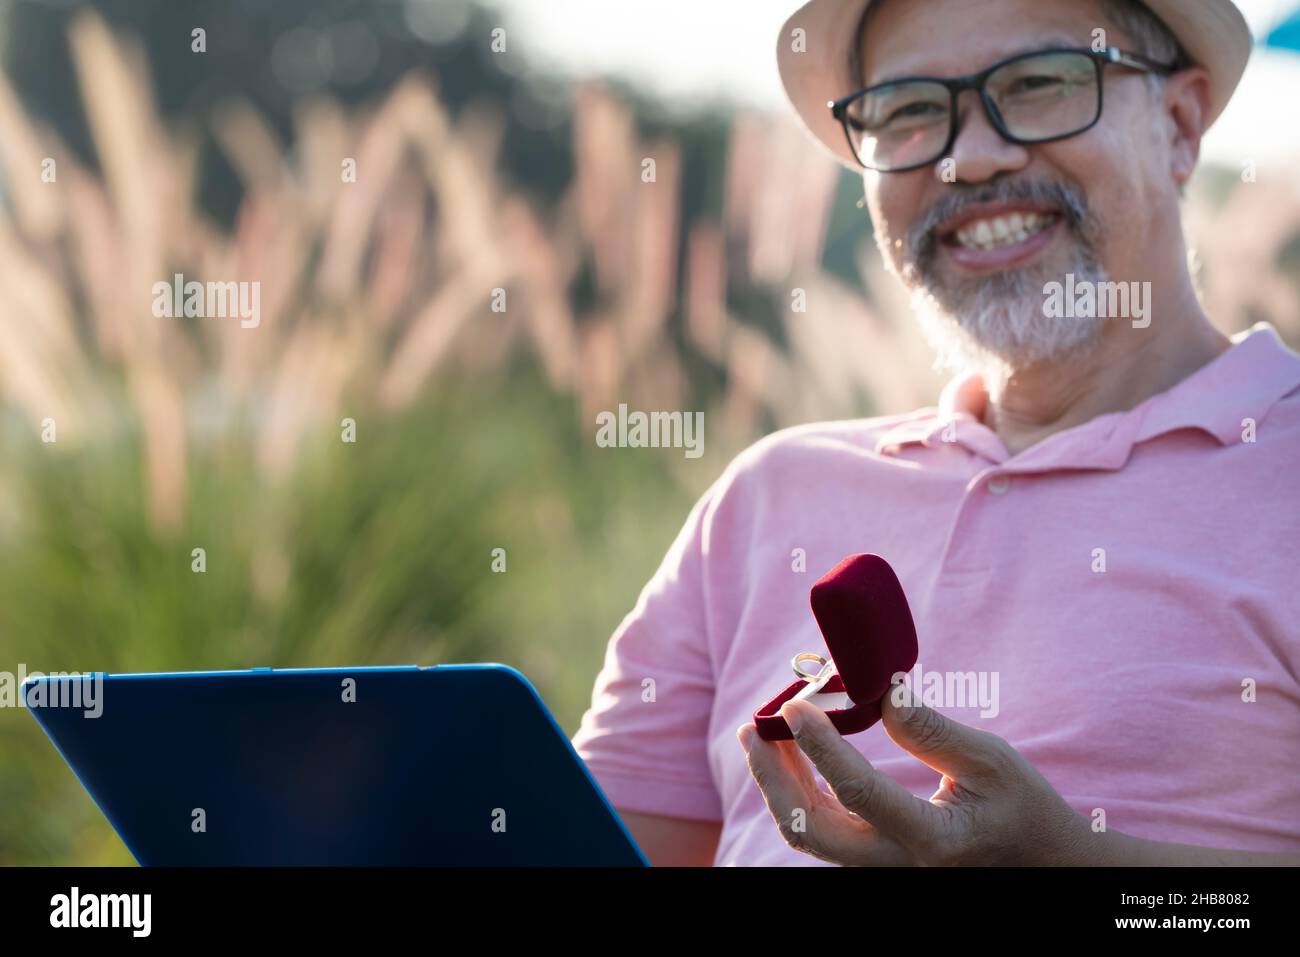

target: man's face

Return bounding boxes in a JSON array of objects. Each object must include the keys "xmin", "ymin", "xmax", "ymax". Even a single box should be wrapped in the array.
[{"xmin": 859, "ymin": 0, "xmax": 1179, "ymax": 370}]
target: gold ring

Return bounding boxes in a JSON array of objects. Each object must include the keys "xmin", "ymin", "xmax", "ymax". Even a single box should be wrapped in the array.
[{"xmin": 791, "ymin": 652, "xmax": 832, "ymax": 682}]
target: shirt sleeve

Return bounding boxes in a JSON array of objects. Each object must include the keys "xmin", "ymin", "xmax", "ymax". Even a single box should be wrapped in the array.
[{"xmin": 570, "ymin": 479, "xmax": 724, "ymax": 822}]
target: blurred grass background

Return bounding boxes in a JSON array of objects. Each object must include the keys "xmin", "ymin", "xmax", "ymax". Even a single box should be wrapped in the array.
[{"xmin": 0, "ymin": 0, "xmax": 1296, "ymax": 864}]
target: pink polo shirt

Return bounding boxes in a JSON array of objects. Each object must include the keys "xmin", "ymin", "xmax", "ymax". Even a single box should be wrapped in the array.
[{"xmin": 572, "ymin": 322, "xmax": 1300, "ymax": 865}]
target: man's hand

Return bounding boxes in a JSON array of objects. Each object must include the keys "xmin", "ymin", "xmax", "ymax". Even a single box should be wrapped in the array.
[{"xmin": 736, "ymin": 683, "xmax": 1094, "ymax": 866}]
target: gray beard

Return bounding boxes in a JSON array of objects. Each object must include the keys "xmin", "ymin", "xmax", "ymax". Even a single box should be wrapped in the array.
[
  {"xmin": 909, "ymin": 261, "xmax": 1110, "ymax": 372},
  {"xmin": 897, "ymin": 179, "xmax": 1109, "ymax": 372}
]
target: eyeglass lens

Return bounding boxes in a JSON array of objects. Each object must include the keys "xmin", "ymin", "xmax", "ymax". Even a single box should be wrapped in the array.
[{"xmin": 843, "ymin": 50, "xmax": 1102, "ymax": 171}]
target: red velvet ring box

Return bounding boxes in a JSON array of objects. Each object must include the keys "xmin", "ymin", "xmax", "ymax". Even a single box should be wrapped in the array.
[{"xmin": 753, "ymin": 554, "xmax": 918, "ymax": 741}]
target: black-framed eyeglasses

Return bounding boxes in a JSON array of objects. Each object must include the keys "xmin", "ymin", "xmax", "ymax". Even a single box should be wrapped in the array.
[{"xmin": 830, "ymin": 47, "xmax": 1176, "ymax": 173}]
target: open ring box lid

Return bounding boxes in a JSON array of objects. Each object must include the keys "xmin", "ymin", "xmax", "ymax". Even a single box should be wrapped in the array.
[{"xmin": 753, "ymin": 554, "xmax": 918, "ymax": 741}]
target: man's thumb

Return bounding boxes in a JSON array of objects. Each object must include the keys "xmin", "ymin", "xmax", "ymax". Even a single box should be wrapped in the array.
[{"xmin": 880, "ymin": 681, "xmax": 1005, "ymax": 780}]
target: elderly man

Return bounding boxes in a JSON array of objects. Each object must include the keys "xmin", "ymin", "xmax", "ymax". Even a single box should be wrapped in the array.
[{"xmin": 572, "ymin": 0, "xmax": 1300, "ymax": 865}]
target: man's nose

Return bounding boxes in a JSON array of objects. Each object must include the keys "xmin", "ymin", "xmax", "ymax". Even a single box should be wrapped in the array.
[{"xmin": 941, "ymin": 92, "xmax": 1030, "ymax": 184}]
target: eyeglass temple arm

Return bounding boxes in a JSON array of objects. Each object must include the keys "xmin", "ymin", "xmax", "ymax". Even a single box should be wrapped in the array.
[
  {"xmin": 1105, "ymin": 47, "xmax": 1177, "ymax": 75},
  {"xmin": 830, "ymin": 45, "xmax": 1179, "ymax": 115}
]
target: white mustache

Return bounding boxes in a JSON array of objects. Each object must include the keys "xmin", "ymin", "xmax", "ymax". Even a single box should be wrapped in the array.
[{"xmin": 906, "ymin": 179, "xmax": 1094, "ymax": 273}]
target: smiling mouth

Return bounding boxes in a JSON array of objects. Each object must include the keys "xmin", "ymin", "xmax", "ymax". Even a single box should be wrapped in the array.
[{"xmin": 942, "ymin": 210, "xmax": 1062, "ymax": 252}]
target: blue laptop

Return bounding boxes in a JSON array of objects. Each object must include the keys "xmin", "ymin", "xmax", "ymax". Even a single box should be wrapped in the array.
[{"xmin": 23, "ymin": 664, "xmax": 647, "ymax": 867}]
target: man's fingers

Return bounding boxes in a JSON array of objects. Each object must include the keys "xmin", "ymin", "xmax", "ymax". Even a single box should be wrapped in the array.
[
  {"xmin": 739, "ymin": 723, "xmax": 914, "ymax": 865},
  {"xmin": 880, "ymin": 682, "xmax": 1013, "ymax": 781},
  {"xmin": 740, "ymin": 723, "xmax": 838, "ymax": 856},
  {"xmin": 779, "ymin": 699, "xmax": 941, "ymax": 842},
  {"xmin": 740, "ymin": 724, "xmax": 813, "ymax": 813},
  {"xmin": 778, "ymin": 737, "xmax": 828, "ymax": 799}
]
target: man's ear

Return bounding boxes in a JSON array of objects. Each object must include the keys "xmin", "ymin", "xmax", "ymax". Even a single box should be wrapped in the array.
[{"xmin": 1164, "ymin": 66, "xmax": 1211, "ymax": 186}]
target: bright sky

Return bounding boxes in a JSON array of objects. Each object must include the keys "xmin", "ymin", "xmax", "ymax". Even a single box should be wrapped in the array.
[{"xmin": 495, "ymin": 0, "xmax": 1300, "ymax": 168}]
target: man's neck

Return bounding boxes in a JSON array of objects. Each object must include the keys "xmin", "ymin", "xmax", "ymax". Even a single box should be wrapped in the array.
[{"xmin": 981, "ymin": 295, "xmax": 1231, "ymax": 458}]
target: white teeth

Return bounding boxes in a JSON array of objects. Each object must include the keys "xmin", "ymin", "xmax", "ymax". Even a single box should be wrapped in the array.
[{"xmin": 953, "ymin": 212, "xmax": 1054, "ymax": 251}]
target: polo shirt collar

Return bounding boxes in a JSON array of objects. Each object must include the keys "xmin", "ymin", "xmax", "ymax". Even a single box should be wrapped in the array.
[
  {"xmin": 872, "ymin": 376, "xmax": 1003, "ymax": 460},
  {"xmin": 873, "ymin": 322, "xmax": 1300, "ymax": 464},
  {"xmin": 1133, "ymin": 322, "xmax": 1300, "ymax": 446}
]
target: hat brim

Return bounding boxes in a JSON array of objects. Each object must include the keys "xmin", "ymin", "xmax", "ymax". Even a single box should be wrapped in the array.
[{"xmin": 776, "ymin": 0, "xmax": 1253, "ymax": 169}]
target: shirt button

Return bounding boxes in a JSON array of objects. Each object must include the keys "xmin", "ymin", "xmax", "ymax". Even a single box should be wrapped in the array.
[{"xmin": 986, "ymin": 475, "xmax": 1011, "ymax": 495}]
